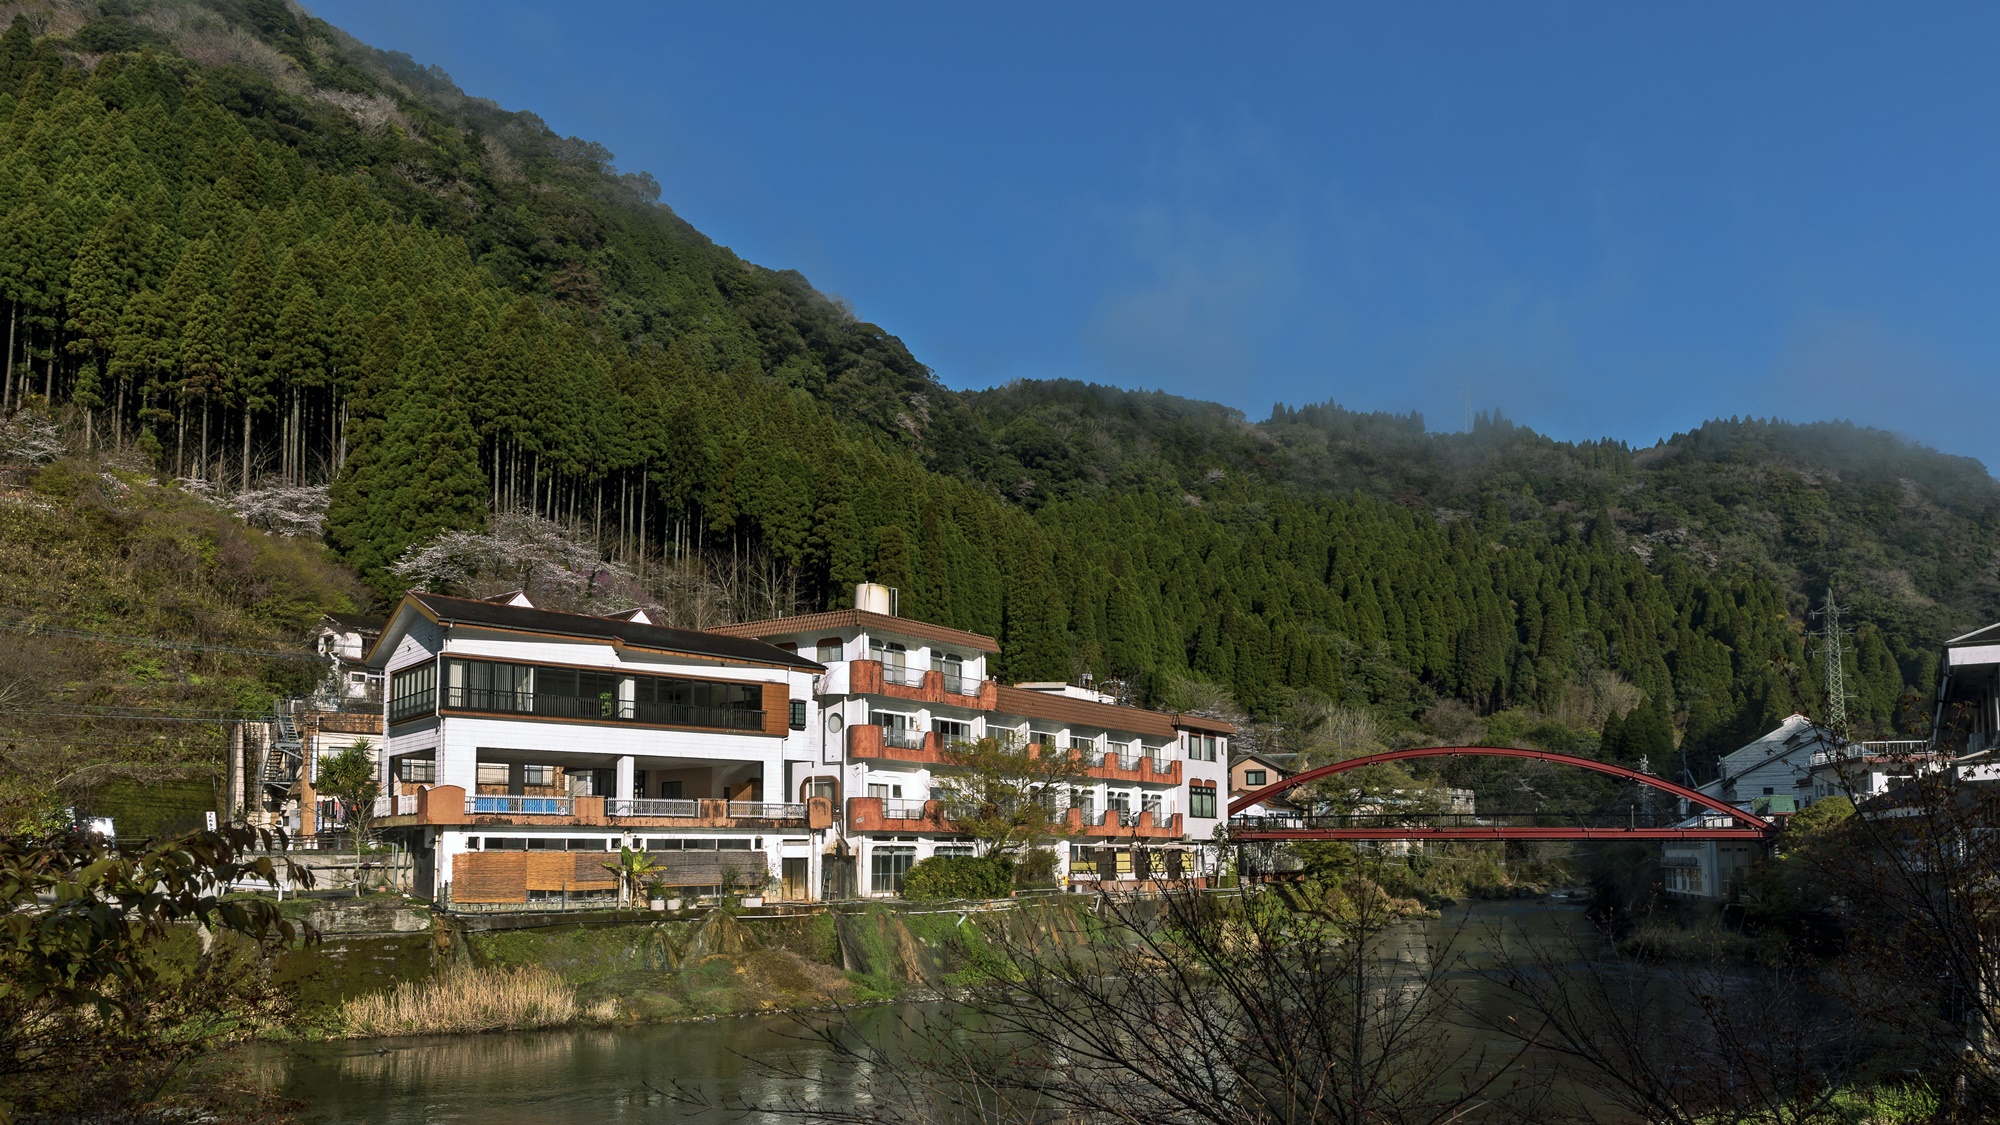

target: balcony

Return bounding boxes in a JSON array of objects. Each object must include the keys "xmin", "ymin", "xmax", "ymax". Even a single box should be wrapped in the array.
[
  {"xmin": 442, "ymin": 686, "xmax": 765, "ymax": 733},
  {"xmin": 848, "ymin": 660, "xmax": 998, "ymax": 709},
  {"xmin": 847, "ymin": 795, "xmax": 959, "ymax": 834},
  {"xmin": 1066, "ymin": 806, "xmax": 1183, "ymax": 839},
  {"xmin": 374, "ymin": 787, "xmax": 825, "ymax": 830},
  {"xmin": 848, "ymin": 723, "xmax": 951, "ymax": 765},
  {"xmin": 469, "ymin": 794, "xmax": 573, "ymax": 816},
  {"xmin": 1081, "ymin": 749, "xmax": 1180, "ymax": 786}
]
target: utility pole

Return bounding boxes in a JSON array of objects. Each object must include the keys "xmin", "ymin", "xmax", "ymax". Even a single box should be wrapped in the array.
[{"xmin": 1812, "ymin": 586, "xmax": 1853, "ymax": 737}]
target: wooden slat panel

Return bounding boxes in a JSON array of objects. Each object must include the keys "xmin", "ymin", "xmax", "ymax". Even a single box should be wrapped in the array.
[
  {"xmin": 761, "ymin": 681, "xmax": 789, "ymax": 737},
  {"xmin": 454, "ymin": 852, "xmax": 527, "ymax": 903},
  {"xmin": 653, "ymin": 851, "xmax": 770, "ymax": 888}
]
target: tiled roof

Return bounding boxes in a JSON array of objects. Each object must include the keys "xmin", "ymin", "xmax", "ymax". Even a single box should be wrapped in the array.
[
  {"xmin": 377, "ymin": 592, "xmax": 823, "ymax": 671},
  {"xmin": 990, "ymin": 685, "xmax": 1237, "ymax": 739},
  {"xmin": 710, "ymin": 609, "xmax": 1000, "ymax": 654}
]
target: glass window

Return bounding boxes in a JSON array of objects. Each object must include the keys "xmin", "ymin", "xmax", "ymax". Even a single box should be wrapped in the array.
[
  {"xmin": 521, "ymin": 765, "xmax": 555, "ymax": 787},
  {"xmin": 1245, "ymin": 770, "xmax": 1267, "ymax": 787},
  {"xmin": 397, "ymin": 757, "xmax": 435, "ymax": 783},
  {"xmin": 816, "ymin": 639, "xmax": 844, "ymax": 663},
  {"xmin": 789, "ymin": 700, "xmax": 807, "ymax": 730},
  {"xmin": 1190, "ymin": 786, "xmax": 1217, "ymax": 819},
  {"xmin": 934, "ymin": 844, "xmax": 975, "ymax": 858},
  {"xmin": 934, "ymin": 718, "xmax": 972, "ymax": 743},
  {"xmin": 871, "ymin": 846, "xmax": 918, "ymax": 895},
  {"xmin": 389, "ymin": 662, "xmax": 436, "ymax": 722},
  {"xmin": 1142, "ymin": 793, "xmax": 1162, "ymax": 815},
  {"xmin": 476, "ymin": 762, "xmax": 511, "ymax": 789}
]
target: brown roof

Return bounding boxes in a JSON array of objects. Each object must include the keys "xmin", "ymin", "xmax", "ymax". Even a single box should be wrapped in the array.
[
  {"xmin": 991, "ymin": 685, "xmax": 1236, "ymax": 740},
  {"xmin": 710, "ymin": 609, "xmax": 999, "ymax": 654},
  {"xmin": 1175, "ymin": 713, "xmax": 1237, "ymax": 735},
  {"xmin": 373, "ymin": 592, "xmax": 823, "ymax": 671}
]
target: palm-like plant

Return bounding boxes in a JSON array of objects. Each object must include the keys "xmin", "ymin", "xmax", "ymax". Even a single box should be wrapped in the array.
[{"xmin": 602, "ymin": 846, "xmax": 658, "ymax": 908}]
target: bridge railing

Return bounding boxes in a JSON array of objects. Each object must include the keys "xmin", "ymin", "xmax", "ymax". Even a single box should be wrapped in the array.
[{"xmin": 1228, "ymin": 810, "xmax": 1766, "ymax": 832}]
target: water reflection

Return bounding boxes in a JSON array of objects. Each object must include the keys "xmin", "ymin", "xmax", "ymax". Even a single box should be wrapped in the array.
[
  {"xmin": 246, "ymin": 1007, "xmax": 897, "ymax": 1124},
  {"xmin": 247, "ymin": 901, "xmax": 1603, "ymax": 1123}
]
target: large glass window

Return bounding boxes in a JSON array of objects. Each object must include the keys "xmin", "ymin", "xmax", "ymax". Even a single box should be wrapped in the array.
[
  {"xmin": 871, "ymin": 846, "xmax": 917, "ymax": 895},
  {"xmin": 527, "ymin": 665, "xmax": 621, "ymax": 720},
  {"xmin": 447, "ymin": 659, "xmax": 533, "ymax": 713},
  {"xmin": 1189, "ymin": 785, "xmax": 1217, "ymax": 819},
  {"xmin": 389, "ymin": 662, "xmax": 436, "ymax": 723},
  {"xmin": 442, "ymin": 658, "xmax": 765, "ymax": 731},
  {"xmin": 630, "ymin": 673, "xmax": 762, "ymax": 730}
]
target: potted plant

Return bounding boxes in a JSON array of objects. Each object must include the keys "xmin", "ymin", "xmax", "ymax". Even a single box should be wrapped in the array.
[{"xmin": 645, "ymin": 880, "xmax": 667, "ymax": 912}]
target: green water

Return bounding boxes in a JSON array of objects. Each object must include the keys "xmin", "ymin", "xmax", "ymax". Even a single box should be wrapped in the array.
[{"xmin": 244, "ymin": 900, "xmax": 1601, "ymax": 1123}]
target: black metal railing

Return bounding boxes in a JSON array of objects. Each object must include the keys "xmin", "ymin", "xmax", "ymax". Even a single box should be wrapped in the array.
[{"xmin": 445, "ymin": 686, "xmax": 762, "ymax": 731}]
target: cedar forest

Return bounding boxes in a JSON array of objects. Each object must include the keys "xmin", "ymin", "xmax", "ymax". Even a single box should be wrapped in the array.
[{"xmin": 3, "ymin": 0, "xmax": 1999, "ymax": 797}]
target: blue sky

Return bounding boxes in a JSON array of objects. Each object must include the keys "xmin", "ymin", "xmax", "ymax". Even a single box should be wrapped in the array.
[{"xmin": 309, "ymin": 2, "xmax": 1999, "ymax": 464}]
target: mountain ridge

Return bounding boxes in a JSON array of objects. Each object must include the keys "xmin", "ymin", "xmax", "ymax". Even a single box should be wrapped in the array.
[{"xmin": 2, "ymin": 0, "xmax": 1996, "ymax": 782}]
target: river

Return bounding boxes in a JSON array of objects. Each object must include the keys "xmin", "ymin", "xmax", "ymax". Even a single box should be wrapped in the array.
[{"xmin": 242, "ymin": 898, "xmax": 1603, "ymax": 1123}]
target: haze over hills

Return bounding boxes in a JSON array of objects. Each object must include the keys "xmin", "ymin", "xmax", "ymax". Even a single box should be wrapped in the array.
[{"xmin": 2, "ymin": 0, "xmax": 1997, "ymax": 785}]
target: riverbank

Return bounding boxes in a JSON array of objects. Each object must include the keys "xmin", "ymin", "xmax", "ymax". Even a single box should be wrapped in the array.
[{"xmin": 266, "ymin": 892, "xmax": 1098, "ymax": 1040}]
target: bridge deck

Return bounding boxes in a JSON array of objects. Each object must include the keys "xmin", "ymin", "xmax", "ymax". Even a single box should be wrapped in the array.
[{"xmin": 1232, "ymin": 826, "xmax": 1774, "ymax": 841}]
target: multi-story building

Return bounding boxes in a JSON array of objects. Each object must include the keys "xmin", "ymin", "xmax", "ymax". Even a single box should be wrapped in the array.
[
  {"xmin": 367, "ymin": 591, "xmax": 829, "ymax": 907},
  {"xmin": 712, "ymin": 583, "xmax": 1233, "ymax": 896},
  {"xmin": 367, "ymin": 584, "xmax": 1235, "ymax": 905}
]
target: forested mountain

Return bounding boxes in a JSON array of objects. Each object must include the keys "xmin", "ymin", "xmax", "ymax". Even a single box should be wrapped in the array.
[{"xmin": 2, "ymin": 0, "xmax": 1996, "ymax": 785}]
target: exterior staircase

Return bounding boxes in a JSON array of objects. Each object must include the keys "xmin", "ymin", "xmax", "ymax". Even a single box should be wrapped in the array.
[{"xmin": 260, "ymin": 706, "xmax": 305, "ymax": 796}]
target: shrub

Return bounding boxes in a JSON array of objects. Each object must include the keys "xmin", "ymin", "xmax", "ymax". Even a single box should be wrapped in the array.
[
  {"xmin": 342, "ymin": 965, "xmax": 611, "ymax": 1036},
  {"xmin": 1011, "ymin": 847, "xmax": 1059, "ymax": 888},
  {"xmin": 903, "ymin": 855, "xmax": 1012, "ymax": 901}
]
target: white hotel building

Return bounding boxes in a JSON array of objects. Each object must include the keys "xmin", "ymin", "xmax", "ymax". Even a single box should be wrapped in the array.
[{"xmin": 370, "ymin": 585, "xmax": 1232, "ymax": 905}]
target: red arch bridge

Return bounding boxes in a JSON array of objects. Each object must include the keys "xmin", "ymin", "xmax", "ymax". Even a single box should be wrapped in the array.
[{"xmin": 1226, "ymin": 746, "xmax": 1777, "ymax": 841}]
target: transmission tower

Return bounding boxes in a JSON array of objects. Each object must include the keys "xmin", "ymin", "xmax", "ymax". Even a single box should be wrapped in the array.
[{"xmin": 1812, "ymin": 586, "xmax": 1853, "ymax": 735}]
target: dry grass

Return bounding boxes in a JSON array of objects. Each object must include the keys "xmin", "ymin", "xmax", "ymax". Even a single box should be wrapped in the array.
[{"xmin": 342, "ymin": 966, "xmax": 615, "ymax": 1037}]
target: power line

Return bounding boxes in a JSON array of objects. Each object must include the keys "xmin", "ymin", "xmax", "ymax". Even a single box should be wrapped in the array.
[{"xmin": 0, "ymin": 618, "xmax": 321, "ymax": 661}]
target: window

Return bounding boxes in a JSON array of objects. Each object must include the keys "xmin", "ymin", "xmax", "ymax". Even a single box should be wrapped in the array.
[
  {"xmin": 1186, "ymin": 733, "xmax": 1218, "ymax": 762},
  {"xmin": 817, "ymin": 638, "xmax": 844, "ymax": 663},
  {"xmin": 807, "ymin": 778, "xmax": 837, "ymax": 803},
  {"xmin": 658, "ymin": 780, "xmax": 684, "ymax": 799},
  {"xmin": 933, "ymin": 652, "xmax": 966, "ymax": 693},
  {"xmin": 445, "ymin": 658, "xmax": 532, "ymax": 713},
  {"xmin": 1107, "ymin": 790, "xmax": 1131, "ymax": 813},
  {"xmin": 1142, "ymin": 793, "xmax": 1162, "ymax": 815},
  {"xmin": 521, "ymin": 765, "xmax": 555, "ymax": 787},
  {"xmin": 934, "ymin": 844, "xmax": 975, "ymax": 858},
  {"xmin": 397, "ymin": 757, "xmax": 436, "ymax": 783},
  {"xmin": 871, "ymin": 846, "xmax": 918, "ymax": 895},
  {"xmin": 1244, "ymin": 770, "xmax": 1267, "ymax": 787},
  {"xmin": 868, "ymin": 783, "xmax": 904, "ymax": 799},
  {"xmin": 1762, "ymin": 787, "xmax": 1775, "ymax": 796},
  {"xmin": 389, "ymin": 662, "xmax": 437, "ymax": 723},
  {"xmin": 442, "ymin": 658, "xmax": 764, "ymax": 731},
  {"xmin": 934, "ymin": 718, "xmax": 972, "ymax": 744},
  {"xmin": 476, "ymin": 762, "xmax": 511, "ymax": 789},
  {"xmin": 1189, "ymin": 785, "xmax": 1217, "ymax": 819},
  {"xmin": 789, "ymin": 700, "xmax": 807, "ymax": 730},
  {"xmin": 631, "ymin": 673, "xmax": 763, "ymax": 730}
]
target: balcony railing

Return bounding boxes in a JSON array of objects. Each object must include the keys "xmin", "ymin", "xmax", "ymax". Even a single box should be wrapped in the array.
[
  {"xmin": 467, "ymin": 795, "xmax": 573, "ymax": 815},
  {"xmin": 729, "ymin": 801, "xmax": 806, "ymax": 820},
  {"xmin": 1115, "ymin": 809, "xmax": 1141, "ymax": 827},
  {"xmin": 881, "ymin": 799, "xmax": 930, "ymax": 820},
  {"xmin": 608, "ymin": 797, "xmax": 700, "ymax": 818},
  {"xmin": 630, "ymin": 699, "xmax": 765, "ymax": 731},
  {"xmin": 372, "ymin": 795, "xmax": 394, "ymax": 818},
  {"xmin": 445, "ymin": 686, "xmax": 763, "ymax": 731},
  {"xmin": 881, "ymin": 663, "xmax": 927, "ymax": 687},
  {"xmin": 881, "ymin": 725, "xmax": 927, "ymax": 750},
  {"xmin": 1077, "ymin": 808, "xmax": 1107, "ymax": 826}
]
